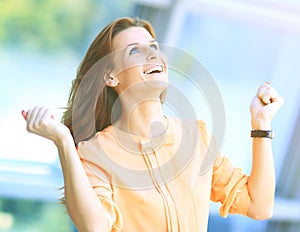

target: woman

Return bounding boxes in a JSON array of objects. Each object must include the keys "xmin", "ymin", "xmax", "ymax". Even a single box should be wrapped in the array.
[{"xmin": 22, "ymin": 17, "xmax": 284, "ymax": 232}]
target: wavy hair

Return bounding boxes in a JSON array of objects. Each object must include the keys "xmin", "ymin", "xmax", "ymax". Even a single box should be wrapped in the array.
[{"xmin": 62, "ymin": 17, "xmax": 158, "ymax": 144}]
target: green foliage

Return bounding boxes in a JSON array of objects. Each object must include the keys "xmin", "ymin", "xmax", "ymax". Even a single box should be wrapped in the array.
[
  {"xmin": 0, "ymin": 0, "xmax": 134, "ymax": 54},
  {"xmin": 0, "ymin": 198, "xmax": 72, "ymax": 232}
]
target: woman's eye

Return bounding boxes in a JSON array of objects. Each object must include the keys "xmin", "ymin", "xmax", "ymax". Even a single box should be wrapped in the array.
[
  {"xmin": 150, "ymin": 44, "xmax": 159, "ymax": 50},
  {"xmin": 129, "ymin": 47, "xmax": 140, "ymax": 55}
]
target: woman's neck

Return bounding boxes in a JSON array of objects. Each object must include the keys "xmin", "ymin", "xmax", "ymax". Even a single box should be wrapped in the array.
[{"xmin": 115, "ymin": 99, "xmax": 167, "ymax": 138}]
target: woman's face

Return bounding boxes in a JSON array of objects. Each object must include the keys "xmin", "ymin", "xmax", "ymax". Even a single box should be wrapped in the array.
[{"xmin": 110, "ymin": 26, "xmax": 168, "ymax": 94}]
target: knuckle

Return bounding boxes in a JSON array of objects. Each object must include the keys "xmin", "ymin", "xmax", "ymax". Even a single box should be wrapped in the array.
[
  {"xmin": 26, "ymin": 124, "xmax": 33, "ymax": 132},
  {"xmin": 31, "ymin": 123, "xmax": 38, "ymax": 130},
  {"xmin": 39, "ymin": 119, "xmax": 47, "ymax": 127}
]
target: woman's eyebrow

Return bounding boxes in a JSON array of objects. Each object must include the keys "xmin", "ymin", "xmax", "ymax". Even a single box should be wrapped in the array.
[
  {"xmin": 149, "ymin": 39, "xmax": 157, "ymax": 43},
  {"xmin": 126, "ymin": 40, "xmax": 157, "ymax": 47}
]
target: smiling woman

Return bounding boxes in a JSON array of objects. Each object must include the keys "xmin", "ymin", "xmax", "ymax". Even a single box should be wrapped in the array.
[
  {"xmin": 109, "ymin": 27, "xmax": 169, "ymax": 134},
  {"xmin": 21, "ymin": 17, "xmax": 284, "ymax": 232}
]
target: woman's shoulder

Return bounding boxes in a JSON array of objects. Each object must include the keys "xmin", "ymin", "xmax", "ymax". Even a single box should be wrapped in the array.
[
  {"xmin": 76, "ymin": 125, "xmax": 118, "ymax": 167},
  {"xmin": 77, "ymin": 125, "xmax": 115, "ymax": 151}
]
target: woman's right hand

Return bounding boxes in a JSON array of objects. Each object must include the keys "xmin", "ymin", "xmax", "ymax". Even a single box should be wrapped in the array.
[{"xmin": 21, "ymin": 107, "xmax": 71, "ymax": 144}]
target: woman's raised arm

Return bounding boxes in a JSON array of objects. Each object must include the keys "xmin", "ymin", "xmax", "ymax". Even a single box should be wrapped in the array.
[
  {"xmin": 247, "ymin": 83, "xmax": 284, "ymax": 220},
  {"xmin": 22, "ymin": 107, "xmax": 111, "ymax": 232}
]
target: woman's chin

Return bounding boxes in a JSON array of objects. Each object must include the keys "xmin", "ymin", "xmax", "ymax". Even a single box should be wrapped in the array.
[{"xmin": 142, "ymin": 77, "xmax": 169, "ymax": 91}]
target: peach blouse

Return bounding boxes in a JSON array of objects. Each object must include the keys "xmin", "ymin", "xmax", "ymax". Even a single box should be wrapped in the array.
[{"xmin": 77, "ymin": 118, "xmax": 250, "ymax": 232}]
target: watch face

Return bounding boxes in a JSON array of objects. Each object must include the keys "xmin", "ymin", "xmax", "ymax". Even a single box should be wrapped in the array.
[{"xmin": 265, "ymin": 130, "xmax": 274, "ymax": 139}]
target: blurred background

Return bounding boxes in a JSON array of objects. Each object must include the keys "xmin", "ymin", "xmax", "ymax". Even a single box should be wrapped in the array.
[{"xmin": 0, "ymin": 0, "xmax": 299, "ymax": 231}]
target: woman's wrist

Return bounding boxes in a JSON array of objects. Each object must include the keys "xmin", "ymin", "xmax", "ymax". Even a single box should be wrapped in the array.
[
  {"xmin": 251, "ymin": 118, "xmax": 271, "ymax": 130},
  {"xmin": 54, "ymin": 129, "xmax": 74, "ymax": 147}
]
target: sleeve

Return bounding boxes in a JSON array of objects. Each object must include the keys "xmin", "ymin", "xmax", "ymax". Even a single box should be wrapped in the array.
[
  {"xmin": 196, "ymin": 120, "xmax": 220, "ymax": 175},
  {"xmin": 210, "ymin": 155, "xmax": 250, "ymax": 218},
  {"xmin": 77, "ymin": 147, "xmax": 123, "ymax": 232}
]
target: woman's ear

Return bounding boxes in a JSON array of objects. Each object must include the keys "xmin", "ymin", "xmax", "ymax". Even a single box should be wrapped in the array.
[{"xmin": 104, "ymin": 72, "xmax": 119, "ymax": 87}]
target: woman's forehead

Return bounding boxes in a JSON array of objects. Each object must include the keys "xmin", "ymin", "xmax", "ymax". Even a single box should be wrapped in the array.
[{"xmin": 112, "ymin": 27, "xmax": 155, "ymax": 50}]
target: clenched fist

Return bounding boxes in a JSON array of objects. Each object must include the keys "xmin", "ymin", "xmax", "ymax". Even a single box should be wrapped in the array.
[
  {"xmin": 250, "ymin": 83, "xmax": 284, "ymax": 130},
  {"xmin": 22, "ymin": 107, "xmax": 70, "ymax": 144}
]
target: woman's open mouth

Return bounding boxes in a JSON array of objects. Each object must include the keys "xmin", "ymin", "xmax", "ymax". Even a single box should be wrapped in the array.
[{"xmin": 143, "ymin": 65, "xmax": 163, "ymax": 75}]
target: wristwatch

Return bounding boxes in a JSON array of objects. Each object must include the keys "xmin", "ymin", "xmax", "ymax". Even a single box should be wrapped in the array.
[{"xmin": 251, "ymin": 130, "xmax": 274, "ymax": 139}]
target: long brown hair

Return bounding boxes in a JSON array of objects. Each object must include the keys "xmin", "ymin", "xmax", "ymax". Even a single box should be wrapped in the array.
[{"xmin": 62, "ymin": 17, "xmax": 157, "ymax": 144}]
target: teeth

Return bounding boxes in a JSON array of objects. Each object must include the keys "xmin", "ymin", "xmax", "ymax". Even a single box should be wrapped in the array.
[{"xmin": 144, "ymin": 65, "xmax": 163, "ymax": 74}]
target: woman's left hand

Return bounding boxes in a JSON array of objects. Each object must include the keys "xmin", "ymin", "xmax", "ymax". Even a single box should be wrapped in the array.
[{"xmin": 250, "ymin": 82, "xmax": 284, "ymax": 130}]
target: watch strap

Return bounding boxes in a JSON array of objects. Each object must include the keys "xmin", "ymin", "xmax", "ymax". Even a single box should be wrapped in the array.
[{"xmin": 251, "ymin": 130, "xmax": 274, "ymax": 139}]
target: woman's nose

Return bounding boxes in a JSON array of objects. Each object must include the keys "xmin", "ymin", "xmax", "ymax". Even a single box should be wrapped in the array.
[{"xmin": 146, "ymin": 49, "xmax": 158, "ymax": 61}]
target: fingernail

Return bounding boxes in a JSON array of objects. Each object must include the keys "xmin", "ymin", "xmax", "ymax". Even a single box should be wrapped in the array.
[{"xmin": 21, "ymin": 110, "xmax": 27, "ymax": 119}]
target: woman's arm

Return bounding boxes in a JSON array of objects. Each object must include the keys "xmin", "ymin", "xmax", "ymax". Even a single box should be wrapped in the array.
[
  {"xmin": 246, "ymin": 83, "xmax": 284, "ymax": 220},
  {"xmin": 22, "ymin": 107, "xmax": 110, "ymax": 232}
]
